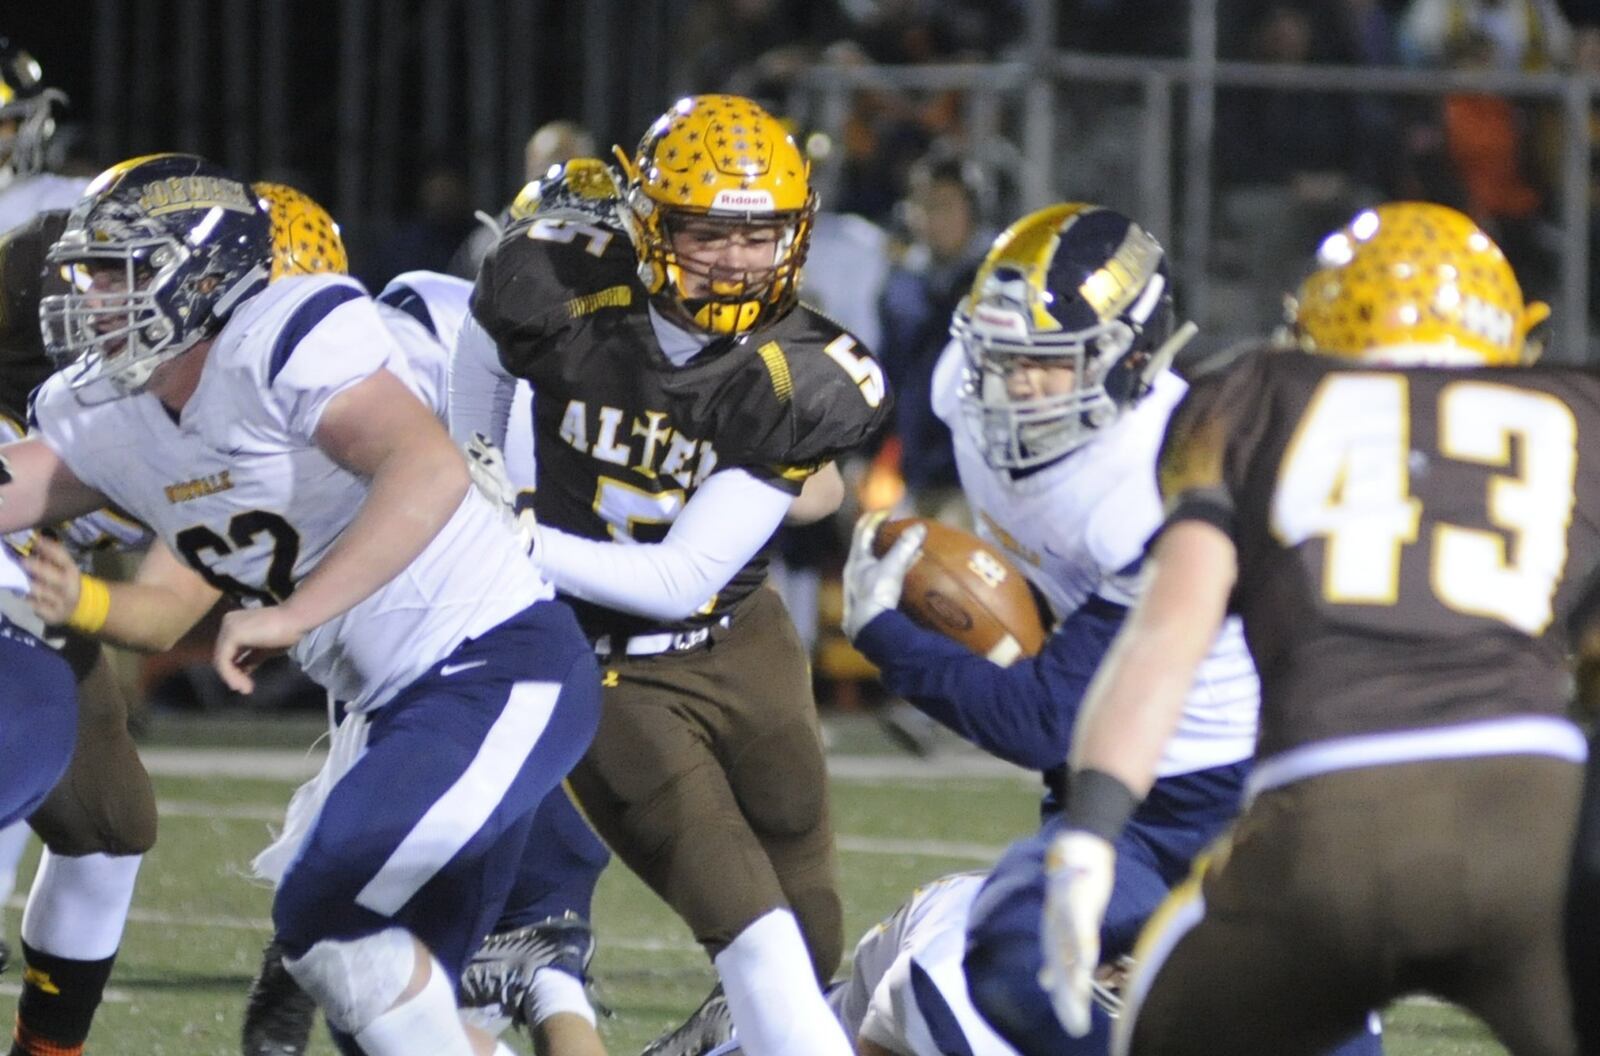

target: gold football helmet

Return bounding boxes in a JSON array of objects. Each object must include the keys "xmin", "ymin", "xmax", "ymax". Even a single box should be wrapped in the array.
[
  {"xmin": 615, "ymin": 94, "xmax": 815, "ymax": 337},
  {"xmin": 254, "ymin": 182, "xmax": 348, "ymax": 280},
  {"xmin": 1289, "ymin": 201, "xmax": 1548, "ymax": 366}
]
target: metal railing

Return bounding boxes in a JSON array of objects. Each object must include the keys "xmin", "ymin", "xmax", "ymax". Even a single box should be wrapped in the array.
[
  {"xmin": 74, "ymin": 0, "xmax": 1597, "ymax": 356},
  {"xmin": 776, "ymin": 4, "xmax": 1598, "ymax": 359}
]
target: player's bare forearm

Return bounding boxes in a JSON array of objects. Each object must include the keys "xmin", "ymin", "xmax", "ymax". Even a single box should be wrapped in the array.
[
  {"xmin": 1069, "ymin": 520, "xmax": 1237, "ymax": 795},
  {"xmin": 784, "ymin": 461, "xmax": 844, "ymax": 526},
  {"xmin": 0, "ymin": 437, "xmax": 107, "ymax": 535},
  {"xmin": 106, "ymin": 542, "xmax": 223, "ymax": 651}
]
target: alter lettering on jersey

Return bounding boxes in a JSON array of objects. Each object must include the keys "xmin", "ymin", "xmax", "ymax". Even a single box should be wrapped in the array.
[
  {"xmin": 631, "ymin": 412, "xmax": 674, "ymax": 475},
  {"xmin": 138, "ymin": 176, "xmax": 256, "ymax": 218},
  {"xmin": 559, "ymin": 400, "xmax": 590, "ymax": 452},
  {"xmin": 979, "ymin": 511, "xmax": 1041, "ymax": 567},
  {"xmin": 164, "ymin": 470, "xmax": 235, "ymax": 504},
  {"xmin": 558, "ymin": 400, "xmax": 721, "ymax": 488},
  {"xmin": 593, "ymin": 408, "xmax": 632, "ymax": 466},
  {"xmin": 566, "ymin": 286, "xmax": 631, "ymax": 318},
  {"xmin": 657, "ymin": 432, "xmax": 700, "ymax": 487}
]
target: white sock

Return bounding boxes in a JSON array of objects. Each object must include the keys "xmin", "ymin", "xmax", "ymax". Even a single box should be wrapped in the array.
[
  {"xmin": 21, "ymin": 851, "xmax": 142, "ymax": 959},
  {"xmin": 527, "ymin": 967, "xmax": 596, "ymax": 1027},
  {"xmin": 0, "ymin": 821, "xmax": 32, "ymax": 908},
  {"xmin": 713, "ymin": 908, "xmax": 853, "ymax": 1056},
  {"xmin": 354, "ymin": 954, "xmax": 475, "ymax": 1056}
]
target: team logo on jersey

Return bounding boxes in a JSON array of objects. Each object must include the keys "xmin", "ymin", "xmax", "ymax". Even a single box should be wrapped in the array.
[{"xmin": 164, "ymin": 469, "xmax": 234, "ymax": 504}]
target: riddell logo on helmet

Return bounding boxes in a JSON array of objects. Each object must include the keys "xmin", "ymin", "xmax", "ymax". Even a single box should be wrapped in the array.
[
  {"xmin": 711, "ymin": 190, "xmax": 775, "ymax": 212},
  {"xmin": 972, "ymin": 305, "xmax": 1028, "ymax": 338}
]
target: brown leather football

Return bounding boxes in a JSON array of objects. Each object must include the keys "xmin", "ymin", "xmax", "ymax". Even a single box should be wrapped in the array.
[{"xmin": 873, "ymin": 517, "xmax": 1047, "ymax": 666}]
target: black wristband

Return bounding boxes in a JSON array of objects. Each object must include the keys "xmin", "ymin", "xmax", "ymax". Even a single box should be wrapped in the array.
[{"xmin": 1062, "ymin": 768, "xmax": 1139, "ymax": 843}]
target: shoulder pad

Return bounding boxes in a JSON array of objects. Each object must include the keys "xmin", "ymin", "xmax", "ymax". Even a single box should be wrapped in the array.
[
  {"xmin": 716, "ymin": 306, "xmax": 894, "ymax": 471},
  {"xmin": 472, "ymin": 216, "xmax": 641, "ymax": 341}
]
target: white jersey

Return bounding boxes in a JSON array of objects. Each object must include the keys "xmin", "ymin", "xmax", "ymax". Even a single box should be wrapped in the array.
[
  {"xmin": 932, "ymin": 341, "xmax": 1257, "ymax": 776},
  {"xmin": 830, "ymin": 872, "xmax": 1018, "ymax": 1056},
  {"xmin": 376, "ymin": 271, "xmax": 536, "ymax": 485},
  {"xmin": 32, "ymin": 274, "xmax": 551, "ymax": 712},
  {"xmin": 0, "ymin": 173, "xmax": 89, "ymax": 234}
]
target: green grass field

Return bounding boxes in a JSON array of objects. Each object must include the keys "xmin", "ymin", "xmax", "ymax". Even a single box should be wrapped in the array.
[{"xmin": 0, "ymin": 715, "xmax": 1510, "ymax": 1055}]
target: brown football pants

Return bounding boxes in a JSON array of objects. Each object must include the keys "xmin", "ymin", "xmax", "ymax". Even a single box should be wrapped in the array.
[
  {"xmin": 1124, "ymin": 755, "xmax": 1581, "ymax": 1056},
  {"xmin": 29, "ymin": 647, "xmax": 157, "ymax": 857},
  {"xmin": 565, "ymin": 586, "xmax": 843, "ymax": 978}
]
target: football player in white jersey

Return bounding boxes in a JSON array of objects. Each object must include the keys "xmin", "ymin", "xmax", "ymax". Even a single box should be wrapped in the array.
[
  {"xmin": 0, "ymin": 153, "xmax": 599, "ymax": 1056},
  {"xmin": 842, "ymin": 204, "xmax": 1379, "ymax": 1056},
  {"xmin": 685, "ymin": 871, "xmax": 1024, "ymax": 1056},
  {"xmin": 0, "ymin": 31, "xmax": 99, "ymax": 1011},
  {"xmin": 0, "ymin": 39, "xmax": 88, "ymax": 233},
  {"xmin": 0, "ymin": 210, "xmax": 160, "ymax": 1054}
]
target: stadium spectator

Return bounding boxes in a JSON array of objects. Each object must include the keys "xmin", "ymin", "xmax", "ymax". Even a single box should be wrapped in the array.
[{"xmin": 1399, "ymin": 0, "xmax": 1572, "ymax": 69}]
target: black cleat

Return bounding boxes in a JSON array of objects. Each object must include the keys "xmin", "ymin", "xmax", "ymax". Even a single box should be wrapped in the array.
[
  {"xmin": 241, "ymin": 940, "xmax": 316, "ymax": 1056},
  {"xmin": 639, "ymin": 984, "xmax": 735, "ymax": 1056},
  {"xmin": 459, "ymin": 912, "xmax": 598, "ymax": 1031}
]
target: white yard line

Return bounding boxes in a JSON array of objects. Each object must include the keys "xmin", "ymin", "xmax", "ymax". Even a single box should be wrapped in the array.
[{"xmin": 137, "ymin": 746, "xmax": 1039, "ymax": 784}]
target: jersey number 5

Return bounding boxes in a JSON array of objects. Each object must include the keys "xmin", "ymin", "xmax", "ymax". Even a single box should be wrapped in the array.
[
  {"xmin": 823, "ymin": 336, "xmax": 886, "ymax": 409},
  {"xmin": 1272, "ymin": 374, "xmax": 1576, "ymax": 635}
]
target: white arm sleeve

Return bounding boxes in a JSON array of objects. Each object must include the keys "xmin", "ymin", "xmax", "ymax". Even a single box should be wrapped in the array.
[
  {"xmin": 537, "ymin": 467, "xmax": 793, "ymax": 622},
  {"xmin": 448, "ymin": 313, "xmax": 517, "ymax": 450}
]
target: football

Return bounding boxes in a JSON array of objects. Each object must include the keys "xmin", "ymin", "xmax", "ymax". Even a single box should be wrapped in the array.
[{"xmin": 873, "ymin": 517, "xmax": 1047, "ymax": 666}]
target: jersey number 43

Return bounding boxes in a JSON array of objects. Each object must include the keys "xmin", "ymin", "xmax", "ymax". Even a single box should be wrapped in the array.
[{"xmin": 1271, "ymin": 373, "xmax": 1576, "ymax": 636}]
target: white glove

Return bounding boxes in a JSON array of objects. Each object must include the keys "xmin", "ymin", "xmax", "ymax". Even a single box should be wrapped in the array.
[
  {"xmin": 841, "ymin": 511, "xmax": 924, "ymax": 642},
  {"xmin": 464, "ymin": 432, "xmax": 538, "ymax": 558},
  {"xmin": 1040, "ymin": 830, "xmax": 1117, "ymax": 1037}
]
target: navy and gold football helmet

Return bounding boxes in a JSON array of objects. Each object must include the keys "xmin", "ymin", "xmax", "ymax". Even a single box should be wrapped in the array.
[
  {"xmin": 615, "ymin": 94, "xmax": 815, "ymax": 337},
  {"xmin": 951, "ymin": 203, "xmax": 1195, "ymax": 469},
  {"xmin": 0, "ymin": 37, "xmax": 66, "ymax": 185},
  {"xmin": 40, "ymin": 153, "xmax": 271, "ymax": 403}
]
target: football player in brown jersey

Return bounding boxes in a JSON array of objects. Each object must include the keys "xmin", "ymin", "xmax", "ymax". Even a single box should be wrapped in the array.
[
  {"xmin": 0, "ymin": 208, "xmax": 160, "ymax": 1056},
  {"xmin": 452, "ymin": 94, "xmax": 890, "ymax": 1056},
  {"xmin": 1041, "ymin": 201, "xmax": 1590, "ymax": 1055}
]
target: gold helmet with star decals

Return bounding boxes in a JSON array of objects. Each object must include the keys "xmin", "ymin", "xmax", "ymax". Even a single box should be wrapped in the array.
[
  {"xmin": 1289, "ymin": 201, "xmax": 1548, "ymax": 367},
  {"xmin": 615, "ymin": 94, "xmax": 816, "ymax": 337},
  {"xmin": 253, "ymin": 181, "xmax": 348, "ymax": 280}
]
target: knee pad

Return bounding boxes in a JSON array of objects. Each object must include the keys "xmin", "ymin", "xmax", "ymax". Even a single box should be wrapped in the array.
[
  {"xmin": 728, "ymin": 720, "xmax": 824, "ymax": 838},
  {"xmin": 30, "ymin": 720, "xmax": 156, "ymax": 857},
  {"xmin": 283, "ymin": 928, "xmax": 417, "ymax": 1034}
]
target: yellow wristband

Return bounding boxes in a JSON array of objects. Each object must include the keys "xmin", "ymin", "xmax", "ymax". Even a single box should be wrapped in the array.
[{"xmin": 68, "ymin": 574, "xmax": 111, "ymax": 635}]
